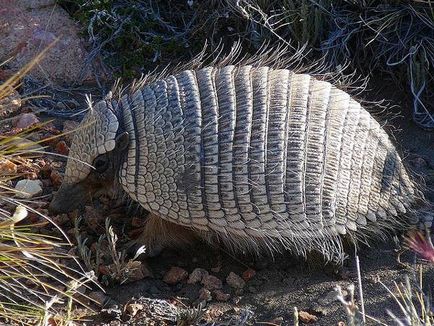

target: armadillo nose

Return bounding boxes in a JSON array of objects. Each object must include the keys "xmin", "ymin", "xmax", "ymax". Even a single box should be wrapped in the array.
[{"xmin": 49, "ymin": 183, "xmax": 87, "ymax": 215}]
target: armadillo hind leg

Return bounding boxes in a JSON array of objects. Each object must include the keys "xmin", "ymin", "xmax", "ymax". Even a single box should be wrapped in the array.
[{"xmin": 132, "ymin": 213, "xmax": 199, "ymax": 257}]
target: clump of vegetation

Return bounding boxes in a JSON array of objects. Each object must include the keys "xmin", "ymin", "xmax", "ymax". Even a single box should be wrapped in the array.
[
  {"xmin": 57, "ymin": 0, "xmax": 238, "ymax": 79},
  {"xmin": 0, "ymin": 52, "xmax": 95, "ymax": 325},
  {"xmin": 233, "ymin": 0, "xmax": 434, "ymax": 129},
  {"xmin": 57, "ymin": 0, "xmax": 434, "ymax": 128},
  {"xmin": 74, "ymin": 217, "xmax": 147, "ymax": 286}
]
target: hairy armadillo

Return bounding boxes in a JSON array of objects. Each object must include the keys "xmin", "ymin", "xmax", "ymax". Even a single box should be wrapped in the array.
[{"xmin": 49, "ymin": 58, "xmax": 423, "ymax": 262}]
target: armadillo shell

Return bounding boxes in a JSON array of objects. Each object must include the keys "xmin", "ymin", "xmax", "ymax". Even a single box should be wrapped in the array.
[{"xmin": 116, "ymin": 65, "xmax": 416, "ymax": 261}]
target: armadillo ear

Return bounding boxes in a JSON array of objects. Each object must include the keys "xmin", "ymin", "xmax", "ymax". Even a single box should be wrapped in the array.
[{"xmin": 115, "ymin": 132, "xmax": 129, "ymax": 150}]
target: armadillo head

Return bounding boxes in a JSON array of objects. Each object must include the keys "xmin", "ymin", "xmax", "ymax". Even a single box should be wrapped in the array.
[{"xmin": 49, "ymin": 100, "xmax": 129, "ymax": 214}]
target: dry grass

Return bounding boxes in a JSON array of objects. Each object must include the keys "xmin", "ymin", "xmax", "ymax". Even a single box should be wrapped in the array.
[{"xmin": 0, "ymin": 49, "xmax": 96, "ymax": 325}]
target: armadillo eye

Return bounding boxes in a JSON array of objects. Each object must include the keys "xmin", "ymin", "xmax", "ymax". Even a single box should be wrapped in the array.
[{"xmin": 93, "ymin": 155, "xmax": 109, "ymax": 173}]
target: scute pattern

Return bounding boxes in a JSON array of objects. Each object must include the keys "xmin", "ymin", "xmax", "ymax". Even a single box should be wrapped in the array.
[
  {"xmin": 65, "ymin": 101, "xmax": 119, "ymax": 183},
  {"xmin": 115, "ymin": 65, "xmax": 416, "ymax": 260}
]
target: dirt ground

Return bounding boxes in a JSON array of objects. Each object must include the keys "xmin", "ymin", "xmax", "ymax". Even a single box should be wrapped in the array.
[{"xmin": 57, "ymin": 74, "xmax": 431, "ymax": 326}]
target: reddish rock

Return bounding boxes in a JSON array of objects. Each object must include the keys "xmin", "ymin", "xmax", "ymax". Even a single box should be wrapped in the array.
[
  {"xmin": 14, "ymin": 113, "xmax": 39, "ymax": 129},
  {"xmin": 242, "ymin": 268, "xmax": 256, "ymax": 281},
  {"xmin": 49, "ymin": 170, "xmax": 62, "ymax": 187},
  {"xmin": 163, "ymin": 266, "xmax": 188, "ymax": 285},
  {"xmin": 226, "ymin": 272, "xmax": 245, "ymax": 289},
  {"xmin": 55, "ymin": 140, "xmax": 69, "ymax": 156},
  {"xmin": 198, "ymin": 287, "xmax": 212, "ymax": 302},
  {"xmin": 213, "ymin": 289, "xmax": 230, "ymax": 302},
  {"xmin": 127, "ymin": 262, "xmax": 153, "ymax": 282},
  {"xmin": 187, "ymin": 268, "xmax": 209, "ymax": 284},
  {"xmin": 0, "ymin": 159, "xmax": 17, "ymax": 175},
  {"xmin": 201, "ymin": 274, "xmax": 222, "ymax": 290}
]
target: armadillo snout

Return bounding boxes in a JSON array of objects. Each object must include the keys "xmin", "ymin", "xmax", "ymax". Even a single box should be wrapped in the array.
[{"xmin": 49, "ymin": 183, "xmax": 87, "ymax": 214}]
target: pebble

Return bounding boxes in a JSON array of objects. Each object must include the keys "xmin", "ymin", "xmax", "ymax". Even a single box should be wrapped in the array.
[
  {"xmin": 242, "ymin": 268, "xmax": 256, "ymax": 281},
  {"xmin": 198, "ymin": 287, "xmax": 212, "ymax": 302},
  {"xmin": 128, "ymin": 262, "xmax": 153, "ymax": 281},
  {"xmin": 125, "ymin": 303, "xmax": 144, "ymax": 317},
  {"xmin": 187, "ymin": 268, "xmax": 209, "ymax": 284},
  {"xmin": 226, "ymin": 272, "xmax": 246, "ymax": 289},
  {"xmin": 55, "ymin": 140, "xmax": 69, "ymax": 156},
  {"xmin": 0, "ymin": 159, "xmax": 17, "ymax": 175},
  {"xmin": 50, "ymin": 170, "xmax": 63, "ymax": 187},
  {"xmin": 201, "ymin": 274, "xmax": 223, "ymax": 290},
  {"xmin": 14, "ymin": 179, "xmax": 43, "ymax": 198},
  {"xmin": 213, "ymin": 289, "xmax": 231, "ymax": 302},
  {"xmin": 14, "ymin": 113, "xmax": 39, "ymax": 129},
  {"xmin": 298, "ymin": 310, "xmax": 318, "ymax": 323},
  {"xmin": 163, "ymin": 266, "xmax": 188, "ymax": 285}
]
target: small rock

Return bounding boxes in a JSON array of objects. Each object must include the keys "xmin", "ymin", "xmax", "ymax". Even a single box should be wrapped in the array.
[
  {"xmin": 242, "ymin": 268, "xmax": 256, "ymax": 281},
  {"xmin": 163, "ymin": 266, "xmax": 188, "ymax": 285},
  {"xmin": 201, "ymin": 274, "xmax": 222, "ymax": 290},
  {"xmin": 0, "ymin": 159, "xmax": 17, "ymax": 175},
  {"xmin": 125, "ymin": 303, "xmax": 144, "ymax": 317},
  {"xmin": 226, "ymin": 272, "xmax": 245, "ymax": 289},
  {"xmin": 14, "ymin": 113, "xmax": 39, "ymax": 129},
  {"xmin": 15, "ymin": 179, "xmax": 43, "ymax": 198},
  {"xmin": 88, "ymin": 291, "xmax": 108, "ymax": 307},
  {"xmin": 128, "ymin": 262, "xmax": 153, "ymax": 281},
  {"xmin": 188, "ymin": 268, "xmax": 209, "ymax": 284},
  {"xmin": 298, "ymin": 310, "xmax": 318, "ymax": 324},
  {"xmin": 213, "ymin": 289, "xmax": 230, "ymax": 302},
  {"xmin": 198, "ymin": 287, "xmax": 212, "ymax": 302},
  {"xmin": 50, "ymin": 170, "xmax": 63, "ymax": 187},
  {"xmin": 55, "ymin": 140, "xmax": 69, "ymax": 156}
]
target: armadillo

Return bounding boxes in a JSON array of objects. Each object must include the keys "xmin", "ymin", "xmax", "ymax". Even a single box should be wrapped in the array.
[{"xmin": 49, "ymin": 61, "xmax": 423, "ymax": 262}]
